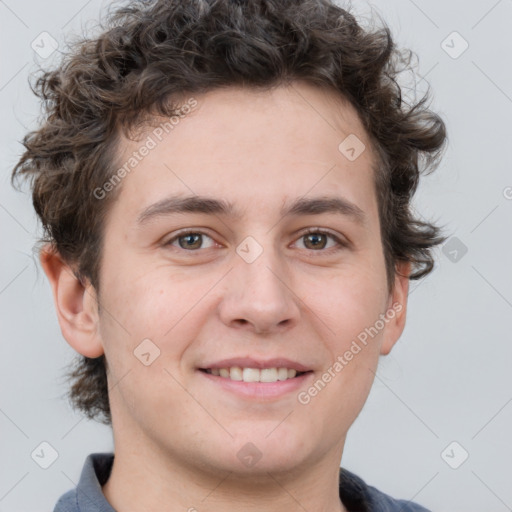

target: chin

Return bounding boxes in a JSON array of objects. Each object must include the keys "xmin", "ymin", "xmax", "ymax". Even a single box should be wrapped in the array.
[
  {"xmin": 214, "ymin": 454, "xmax": 308, "ymax": 482},
  {"xmin": 206, "ymin": 433, "xmax": 312, "ymax": 477}
]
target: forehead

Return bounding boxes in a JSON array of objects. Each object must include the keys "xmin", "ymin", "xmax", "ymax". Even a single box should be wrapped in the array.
[{"xmin": 110, "ymin": 82, "xmax": 379, "ymax": 224}]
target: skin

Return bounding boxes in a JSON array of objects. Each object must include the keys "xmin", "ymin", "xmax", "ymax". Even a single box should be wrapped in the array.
[{"xmin": 41, "ymin": 81, "xmax": 410, "ymax": 512}]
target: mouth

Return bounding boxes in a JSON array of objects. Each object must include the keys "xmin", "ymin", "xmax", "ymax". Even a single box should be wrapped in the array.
[
  {"xmin": 199, "ymin": 367, "xmax": 311, "ymax": 383},
  {"xmin": 197, "ymin": 358, "xmax": 314, "ymax": 399}
]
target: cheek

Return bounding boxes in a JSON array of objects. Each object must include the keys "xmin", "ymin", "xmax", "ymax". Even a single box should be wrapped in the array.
[
  {"xmin": 306, "ymin": 268, "xmax": 387, "ymax": 400},
  {"xmin": 97, "ymin": 257, "xmax": 229, "ymax": 388},
  {"xmin": 100, "ymin": 252, "xmax": 189, "ymax": 331},
  {"xmin": 96, "ymin": 258, "xmax": 191, "ymax": 370},
  {"xmin": 301, "ymin": 290, "xmax": 385, "ymax": 432},
  {"xmin": 308, "ymin": 263, "xmax": 389, "ymax": 341},
  {"xmin": 96, "ymin": 268, "xmax": 197, "ymax": 417}
]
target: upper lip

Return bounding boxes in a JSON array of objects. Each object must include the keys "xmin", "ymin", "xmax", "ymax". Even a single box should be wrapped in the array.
[{"xmin": 199, "ymin": 357, "xmax": 312, "ymax": 372}]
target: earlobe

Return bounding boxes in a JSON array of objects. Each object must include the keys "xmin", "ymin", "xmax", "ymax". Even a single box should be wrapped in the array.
[
  {"xmin": 380, "ymin": 261, "xmax": 411, "ymax": 356},
  {"xmin": 40, "ymin": 244, "xmax": 104, "ymax": 358}
]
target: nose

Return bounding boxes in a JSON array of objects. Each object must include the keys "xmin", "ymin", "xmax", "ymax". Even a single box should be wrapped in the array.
[{"xmin": 217, "ymin": 248, "xmax": 300, "ymax": 335}]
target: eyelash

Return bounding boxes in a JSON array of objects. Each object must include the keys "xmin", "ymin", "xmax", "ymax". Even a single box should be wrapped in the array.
[{"xmin": 163, "ymin": 228, "xmax": 348, "ymax": 255}]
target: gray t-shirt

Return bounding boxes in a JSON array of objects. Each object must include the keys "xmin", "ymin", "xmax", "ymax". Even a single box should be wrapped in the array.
[{"xmin": 53, "ymin": 453, "xmax": 431, "ymax": 512}]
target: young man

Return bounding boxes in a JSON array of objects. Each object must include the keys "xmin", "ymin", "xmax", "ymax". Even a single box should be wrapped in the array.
[{"xmin": 12, "ymin": 0, "xmax": 446, "ymax": 510}]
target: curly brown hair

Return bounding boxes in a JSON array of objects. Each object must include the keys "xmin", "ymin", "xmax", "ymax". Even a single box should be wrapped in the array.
[{"xmin": 11, "ymin": 0, "xmax": 447, "ymax": 426}]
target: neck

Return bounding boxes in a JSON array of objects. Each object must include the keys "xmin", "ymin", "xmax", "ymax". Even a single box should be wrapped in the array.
[{"xmin": 102, "ymin": 439, "xmax": 348, "ymax": 512}]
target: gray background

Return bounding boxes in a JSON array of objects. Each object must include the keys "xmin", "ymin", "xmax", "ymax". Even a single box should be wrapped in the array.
[{"xmin": 1, "ymin": 0, "xmax": 511, "ymax": 511}]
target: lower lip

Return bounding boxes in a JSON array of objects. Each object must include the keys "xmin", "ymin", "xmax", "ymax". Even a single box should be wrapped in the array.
[{"xmin": 198, "ymin": 370, "xmax": 313, "ymax": 400}]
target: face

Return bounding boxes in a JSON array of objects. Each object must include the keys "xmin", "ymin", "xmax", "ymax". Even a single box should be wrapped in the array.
[{"xmin": 84, "ymin": 82, "xmax": 408, "ymax": 478}]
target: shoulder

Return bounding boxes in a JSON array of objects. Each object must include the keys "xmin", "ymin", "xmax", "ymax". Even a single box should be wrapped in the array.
[
  {"xmin": 53, "ymin": 489, "xmax": 77, "ymax": 512},
  {"xmin": 52, "ymin": 453, "xmax": 115, "ymax": 512},
  {"xmin": 364, "ymin": 482, "xmax": 431, "ymax": 511},
  {"xmin": 339, "ymin": 467, "xmax": 431, "ymax": 512}
]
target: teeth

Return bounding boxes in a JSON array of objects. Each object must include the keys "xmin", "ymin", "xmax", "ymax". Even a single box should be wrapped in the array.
[
  {"xmin": 277, "ymin": 367, "xmax": 289, "ymax": 381},
  {"xmin": 260, "ymin": 368, "xmax": 277, "ymax": 382},
  {"xmin": 207, "ymin": 367, "xmax": 302, "ymax": 382},
  {"xmin": 243, "ymin": 367, "xmax": 260, "ymax": 382},
  {"xmin": 230, "ymin": 366, "xmax": 243, "ymax": 381}
]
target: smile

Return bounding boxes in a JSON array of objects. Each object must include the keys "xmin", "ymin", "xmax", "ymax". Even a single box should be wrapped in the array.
[{"xmin": 202, "ymin": 367, "xmax": 307, "ymax": 383}]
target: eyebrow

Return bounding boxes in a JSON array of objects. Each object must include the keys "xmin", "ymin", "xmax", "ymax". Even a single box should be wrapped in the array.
[{"xmin": 136, "ymin": 194, "xmax": 366, "ymax": 226}]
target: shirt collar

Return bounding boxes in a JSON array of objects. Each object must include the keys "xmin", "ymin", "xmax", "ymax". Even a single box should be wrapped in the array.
[{"xmin": 75, "ymin": 453, "xmax": 115, "ymax": 512}]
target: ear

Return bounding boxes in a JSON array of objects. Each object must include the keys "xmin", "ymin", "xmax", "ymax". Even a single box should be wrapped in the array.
[
  {"xmin": 380, "ymin": 261, "xmax": 411, "ymax": 356},
  {"xmin": 40, "ymin": 244, "xmax": 104, "ymax": 358}
]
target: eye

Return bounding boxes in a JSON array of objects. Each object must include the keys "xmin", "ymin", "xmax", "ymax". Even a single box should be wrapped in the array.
[
  {"xmin": 165, "ymin": 231, "xmax": 217, "ymax": 251},
  {"xmin": 164, "ymin": 228, "xmax": 347, "ymax": 253},
  {"xmin": 294, "ymin": 228, "xmax": 347, "ymax": 252}
]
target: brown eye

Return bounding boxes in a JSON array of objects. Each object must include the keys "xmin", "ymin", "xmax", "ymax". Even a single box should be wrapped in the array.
[
  {"xmin": 303, "ymin": 232, "xmax": 328, "ymax": 250},
  {"xmin": 178, "ymin": 233, "xmax": 202, "ymax": 250},
  {"xmin": 295, "ymin": 229, "xmax": 346, "ymax": 252},
  {"xmin": 165, "ymin": 231, "xmax": 216, "ymax": 251}
]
